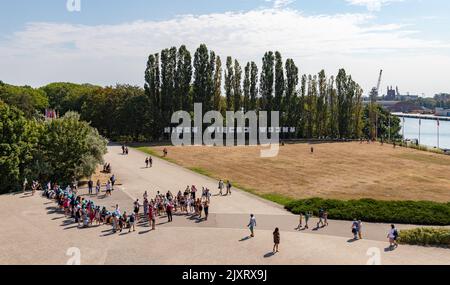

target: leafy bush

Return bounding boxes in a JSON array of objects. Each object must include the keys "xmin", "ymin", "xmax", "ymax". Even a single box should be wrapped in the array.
[
  {"xmin": 285, "ymin": 198, "xmax": 450, "ymax": 225},
  {"xmin": 399, "ymin": 228, "xmax": 450, "ymax": 246}
]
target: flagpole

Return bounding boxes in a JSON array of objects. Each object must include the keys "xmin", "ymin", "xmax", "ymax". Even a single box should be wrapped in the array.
[
  {"xmin": 388, "ymin": 115, "xmax": 391, "ymax": 142},
  {"xmin": 419, "ymin": 119, "xmax": 421, "ymax": 146},
  {"xmin": 437, "ymin": 119, "xmax": 440, "ymax": 149},
  {"xmin": 402, "ymin": 117, "xmax": 405, "ymax": 141}
]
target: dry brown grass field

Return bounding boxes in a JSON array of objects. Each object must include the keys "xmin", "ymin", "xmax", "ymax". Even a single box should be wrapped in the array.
[{"xmin": 144, "ymin": 142, "xmax": 450, "ymax": 202}]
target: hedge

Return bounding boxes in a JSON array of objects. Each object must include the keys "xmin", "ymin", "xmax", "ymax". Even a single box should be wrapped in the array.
[
  {"xmin": 285, "ymin": 198, "xmax": 450, "ymax": 225},
  {"xmin": 399, "ymin": 228, "xmax": 450, "ymax": 246}
]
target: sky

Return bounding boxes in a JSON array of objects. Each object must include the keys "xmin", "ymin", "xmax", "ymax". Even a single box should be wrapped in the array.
[{"xmin": 0, "ymin": 0, "xmax": 449, "ymax": 97}]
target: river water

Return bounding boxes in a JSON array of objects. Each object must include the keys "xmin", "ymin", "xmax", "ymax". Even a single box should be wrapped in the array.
[{"xmin": 400, "ymin": 117, "xmax": 450, "ymax": 149}]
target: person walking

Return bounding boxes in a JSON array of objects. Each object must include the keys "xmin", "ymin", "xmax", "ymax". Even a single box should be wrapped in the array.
[
  {"xmin": 145, "ymin": 157, "xmax": 149, "ymax": 168},
  {"xmin": 273, "ymin": 228, "xmax": 280, "ymax": 253},
  {"xmin": 387, "ymin": 224, "xmax": 399, "ymax": 249},
  {"xmin": 248, "ymin": 214, "xmax": 257, "ymax": 237},
  {"xmin": 351, "ymin": 219, "xmax": 359, "ymax": 240},
  {"xmin": 317, "ymin": 208, "xmax": 324, "ymax": 228},
  {"xmin": 149, "ymin": 156, "xmax": 153, "ymax": 168},
  {"xmin": 358, "ymin": 220, "xmax": 363, "ymax": 239},
  {"xmin": 297, "ymin": 213, "xmax": 303, "ymax": 230},
  {"xmin": 304, "ymin": 211, "xmax": 311, "ymax": 229},
  {"xmin": 323, "ymin": 210, "xmax": 329, "ymax": 227},
  {"xmin": 218, "ymin": 180, "xmax": 224, "ymax": 196}
]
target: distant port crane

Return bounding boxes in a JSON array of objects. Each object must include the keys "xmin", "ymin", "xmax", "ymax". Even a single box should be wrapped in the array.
[{"xmin": 369, "ymin": 69, "xmax": 383, "ymax": 140}]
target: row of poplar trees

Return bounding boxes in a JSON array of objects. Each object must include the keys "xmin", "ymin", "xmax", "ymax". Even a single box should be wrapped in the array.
[{"xmin": 145, "ymin": 44, "xmax": 365, "ymax": 139}]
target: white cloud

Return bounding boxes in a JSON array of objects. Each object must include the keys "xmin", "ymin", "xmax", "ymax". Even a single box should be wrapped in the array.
[
  {"xmin": 0, "ymin": 7, "xmax": 448, "ymax": 96},
  {"xmin": 346, "ymin": 0, "xmax": 404, "ymax": 12},
  {"xmin": 271, "ymin": 0, "xmax": 296, "ymax": 9}
]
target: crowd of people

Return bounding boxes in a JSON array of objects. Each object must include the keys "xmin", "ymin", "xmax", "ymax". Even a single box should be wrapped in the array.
[{"xmin": 41, "ymin": 173, "xmax": 217, "ymax": 235}]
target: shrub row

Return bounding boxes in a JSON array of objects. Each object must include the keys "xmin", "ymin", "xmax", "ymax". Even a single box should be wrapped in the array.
[
  {"xmin": 284, "ymin": 198, "xmax": 450, "ymax": 225},
  {"xmin": 399, "ymin": 228, "xmax": 450, "ymax": 247}
]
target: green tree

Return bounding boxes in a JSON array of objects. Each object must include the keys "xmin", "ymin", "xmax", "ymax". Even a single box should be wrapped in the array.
[
  {"xmin": 213, "ymin": 56, "xmax": 223, "ymax": 113},
  {"xmin": 233, "ymin": 59, "xmax": 242, "ymax": 112},
  {"xmin": 274, "ymin": 51, "xmax": 285, "ymax": 115},
  {"xmin": 225, "ymin": 56, "xmax": 234, "ymax": 111},
  {"xmin": 193, "ymin": 44, "xmax": 214, "ymax": 113},
  {"xmin": 0, "ymin": 101, "xmax": 41, "ymax": 193},
  {"xmin": 285, "ymin": 58, "xmax": 298, "ymax": 128},
  {"xmin": 260, "ymin": 51, "xmax": 275, "ymax": 112},
  {"xmin": 249, "ymin": 62, "xmax": 258, "ymax": 111},
  {"xmin": 243, "ymin": 62, "xmax": 251, "ymax": 112},
  {"xmin": 175, "ymin": 45, "xmax": 192, "ymax": 112},
  {"xmin": 161, "ymin": 47, "xmax": 177, "ymax": 125},
  {"xmin": 144, "ymin": 53, "xmax": 163, "ymax": 139},
  {"xmin": 40, "ymin": 82, "xmax": 100, "ymax": 115},
  {"xmin": 35, "ymin": 112, "xmax": 107, "ymax": 184},
  {"xmin": 317, "ymin": 70, "xmax": 327, "ymax": 138},
  {"xmin": 0, "ymin": 84, "xmax": 48, "ymax": 118}
]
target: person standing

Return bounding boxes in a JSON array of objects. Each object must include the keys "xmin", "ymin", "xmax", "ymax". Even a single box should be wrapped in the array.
[
  {"xmin": 166, "ymin": 202, "xmax": 173, "ymax": 222},
  {"xmin": 191, "ymin": 185, "xmax": 197, "ymax": 200},
  {"xmin": 88, "ymin": 179, "xmax": 93, "ymax": 196},
  {"xmin": 226, "ymin": 180, "xmax": 232, "ymax": 196},
  {"xmin": 95, "ymin": 180, "xmax": 101, "ymax": 196},
  {"xmin": 134, "ymin": 199, "xmax": 140, "ymax": 221},
  {"xmin": 198, "ymin": 199, "xmax": 203, "ymax": 219},
  {"xmin": 145, "ymin": 157, "xmax": 149, "ymax": 168},
  {"xmin": 143, "ymin": 198, "xmax": 149, "ymax": 218},
  {"xmin": 23, "ymin": 178, "xmax": 28, "ymax": 193},
  {"xmin": 129, "ymin": 213, "xmax": 136, "ymax": 232},
  {"xmin": 148, "ymin": 203, "xmax": 156, "ymax": 230},
  {"xmin": 387, "ymin": 224, "xmax": 399, "ymax": 248},
  {"xmin": 105, "ymin": 181, "xmax": 112, "ymax": 196},
  {"xmin": 248, "ymin": 214, "xmax": 257, "ymax": 237},
  {"xmin": 110, "ymin": 174, "xmax": 116, "ymax": 190},
  {"xmin": 273, "ymin": 228, "xmax": 280, "ymax": 253},
  {"xmin": 204, "ymin": 201, "xmax": 209, "ymax": 221},
  {"xmin": 149, "ymin": 156, "xmax": 153, "ymax": 168},
  {"xmin": 206, "ymin": 188, "xmax": 211, "ymax": 203}
]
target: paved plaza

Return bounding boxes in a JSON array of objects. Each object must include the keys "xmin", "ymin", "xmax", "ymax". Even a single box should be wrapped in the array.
[{"xmin": 0, "ymin": 145, "xmax": 449, "ymax": 265}]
